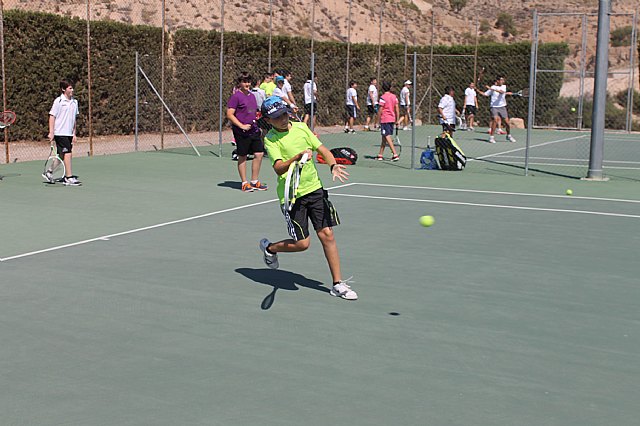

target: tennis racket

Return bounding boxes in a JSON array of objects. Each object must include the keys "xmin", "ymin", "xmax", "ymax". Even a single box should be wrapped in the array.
[
  {"xmin": 393, "ymin": 126, "xmax": 403, "ymax": 155},
  {"xmin": 42, "ymin": 142, "xmax": 65, "ymax": 183},
  {"xmin": 283, "ymin": 152, "xmax": 309, "ymax": 211},
  {"xmin": 513, "ymin": 88, "xmax": 529, "ymax": 97},
  {"xmin": 0, "ymin": 110, "xmax": 16, "ymax": 129}
]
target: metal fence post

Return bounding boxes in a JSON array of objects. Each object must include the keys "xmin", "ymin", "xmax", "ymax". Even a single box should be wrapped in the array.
[
  {"xmin": 0, "ymin": 0, "xmax": 7, "ymax": 164},
  {"xmin": 135, "ymin": 51, "xmax": 139, "ymax": 152},
  {"xmin": 310, "ymin": 52, "xmax": 315, "ymax": 132},
  {"xmin": 86, "ymin": 0, "xmax": 93, "ymax": 156},
  {"xmin": 218, "ymin": 0, "xmax": 225, "ymax": 158}
]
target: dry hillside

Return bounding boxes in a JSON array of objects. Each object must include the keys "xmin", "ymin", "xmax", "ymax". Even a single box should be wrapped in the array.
[{"xmin": 9, "ymin": 0, "xmax": 639, "ymax": 49}]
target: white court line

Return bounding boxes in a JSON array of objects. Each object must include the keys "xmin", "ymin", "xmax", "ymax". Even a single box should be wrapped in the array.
[
  {"xmin": 469, "ymin": 135, "xmax": 587, "ymax": 162},
  {"xmin": 0, "ymin": 182, "xmax": 356, "ymax": 262},
  {"xmin": 485, "ymin": 161, "xmax": 640, "ymax": 171},
  {"xmin": 492, "ymin": 155, "xmax": 640, "ymax": 165},
  {"xmin": 332, "ymin": 193, "xmax": 640, "ymax": 219},
  {"xmin": 353, "ymin": 182, "xmax": 640, "ymax": 204}
]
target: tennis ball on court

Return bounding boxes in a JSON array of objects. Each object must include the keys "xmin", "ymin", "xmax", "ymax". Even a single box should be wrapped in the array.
[
  {"xmin": 419, "ymin": 215, "xmax": 435, "ymax": 227},
  {"xmin": 566, "ymin": 189, "xmax": 573, "ymax": 196},
  {"xmin": 571, "ymin": 107, "xmax": 576, "ymax": 112}
]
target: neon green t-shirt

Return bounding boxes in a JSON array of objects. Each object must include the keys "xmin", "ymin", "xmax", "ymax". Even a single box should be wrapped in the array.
[
  {"xmin": 260, "ymin": 81, "xmax": 277, "ymax": 97},
  {"xmin": 264, "ymin": 121, "xmax": 323, "ymax": 204}
]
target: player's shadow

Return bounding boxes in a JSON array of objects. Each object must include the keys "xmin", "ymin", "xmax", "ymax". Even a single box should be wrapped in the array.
[
  {"xmin": 235, "ymin": 267, "xmax": 330, "ymax": 310},
  {"xmin": 218, "ymin": 180, "xmax": 242, "ymax": 190}
]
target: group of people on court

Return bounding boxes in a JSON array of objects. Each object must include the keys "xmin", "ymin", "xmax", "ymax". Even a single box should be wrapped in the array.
[
  {"xmin": 345, "ymin": 78, "xmax": 413, "ymax": 134},
  {"xmin": 438, "ymin": 75, "xmax": 517, "ymax": 143}
]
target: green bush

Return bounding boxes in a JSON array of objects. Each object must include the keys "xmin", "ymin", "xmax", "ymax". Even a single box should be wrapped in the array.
[
  {"xmin": 1, "ymin": 10, "xmax": 570, "ymax": 140},
  {"xmin": 611, "ymin": 26, "xmax": 632, "ymax": 47}
]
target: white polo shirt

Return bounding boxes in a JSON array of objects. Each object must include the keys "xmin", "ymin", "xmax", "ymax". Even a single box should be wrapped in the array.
[
  {"xmin": 303, "ymin": 80, "xmax": 317, "ymax": 104},
  {"xmin": 346, "ymin": 87, "xmax": 357, "ymax": 106},
  {"xmin": 400, "ymin": 86, "xmax": 411, "ymax": 106},
  {"xmin": 367, "ymin": 84, "xmax": 378, "ymax": 106},
  {"xmin": 489, "ymin": 85, "xmax": 507, "ymax": 108},
  {"xmin": 438, "ymin": 94, "xmax": 456, "ymax": 124},
  {"xmin": 464, "ymin": 87, "xmax": 477, "ymax": 106},
  {"xmin": 49, "ymin": 94, "xmax": 78, "ymax": 136},
  {"xmin": 283, "ymin": 79, "xmax": 293, "ymax": 99}
]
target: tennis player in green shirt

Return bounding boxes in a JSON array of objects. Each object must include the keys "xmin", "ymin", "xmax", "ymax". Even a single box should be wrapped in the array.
[{"xmin": 258, "ymin": 96, "xmax": 357, "ymax": 300}]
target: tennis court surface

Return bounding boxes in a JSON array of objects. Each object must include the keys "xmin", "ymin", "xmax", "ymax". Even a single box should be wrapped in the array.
[{"xmin": 1, "ymin": 145, "xmax": 639, "ymax": 425}]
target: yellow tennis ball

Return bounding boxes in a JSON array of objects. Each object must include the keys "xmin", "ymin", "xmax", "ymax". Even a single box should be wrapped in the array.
[
  {"xmin": 566, "ymin": 189, "xmax": 573, "ymax": 196},
  {"xmin": 419, "ymin": 215, "xmax": 435, "ymax": 227},
  {"xmin": 571, "ymin": 107, "xmax": 576, "ymax": 112}
]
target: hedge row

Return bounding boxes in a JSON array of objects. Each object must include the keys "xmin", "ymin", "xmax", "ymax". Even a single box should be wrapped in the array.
[{"xmin": 3, "ymin": 10, "xmax": 569, "ymax": 141}]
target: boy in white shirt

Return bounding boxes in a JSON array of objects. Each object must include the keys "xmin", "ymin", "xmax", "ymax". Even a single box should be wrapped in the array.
[
  {"xmin": 398, "ymin": 80, "xmax": 412, "ymax": 130},
  {"xmin": 44, "ymin": 79, "xmax": 81, "ymax": 186},
  {"xmin": 344, "ymin": 80, "xmax": 360, "ymax": 134},
  {"xmin": 364, "ymin": 77, "xmax": 379, "ymax": 131},
  {"xmin": 302, "ymin": 73, "xmax": 318, "ymax": 128},
  {"xmin": 463, "ymin": 82, "xmax": 478, "ymax": 131},
  {"xmin": 437, "ymin": 86, "xmax": 457, "ymax": 136}
]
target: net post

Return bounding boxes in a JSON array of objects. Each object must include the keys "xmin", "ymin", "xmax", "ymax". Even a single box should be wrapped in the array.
[
  {"xmin": 411, "ymin": 51, "xmax": 417, "ymax": 170},
  {"xmin": 586, "ymin": 0, "xmax": 611, "ymax": 180},
  {"xmin": 525, "ymin": 9, "xmax": 539, "ymax": 176}
]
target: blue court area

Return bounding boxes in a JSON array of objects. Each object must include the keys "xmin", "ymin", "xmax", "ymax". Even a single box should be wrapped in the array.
[{"xmin": 1, "ymin": 135, "xmax": 639, "ymax": 425}]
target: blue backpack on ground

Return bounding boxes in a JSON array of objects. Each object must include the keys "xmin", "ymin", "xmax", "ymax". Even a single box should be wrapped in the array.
[{"xmin": 419, "ymin": 146, "xmax": 439, "ymax": 170}]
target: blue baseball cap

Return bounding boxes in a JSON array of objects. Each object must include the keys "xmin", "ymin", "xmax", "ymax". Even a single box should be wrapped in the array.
[
  {"xmin": 261, "ymin": 96, "xmax": 290, "ymax": 118},
  {"xmin": 275, "ymin": 75, "xmax": 285, "ymax": 84}
]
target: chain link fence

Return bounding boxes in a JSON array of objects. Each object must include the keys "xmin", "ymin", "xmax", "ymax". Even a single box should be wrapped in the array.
[{"xmin": 0, "ymin": 1, "xmax": 638, "ymax": 180}]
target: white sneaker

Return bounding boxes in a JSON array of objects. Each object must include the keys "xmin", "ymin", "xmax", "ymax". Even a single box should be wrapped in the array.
[
  {"xmin": 259, "ymin": 238, "xmax": 278, "ymax": 269},
  {"xmin": 42, "ymin": 170, "xmax": 54, "ymax": 183},
  {"xmin": 402, "ymin": 126, "xmax": 409, "ymax": 131},
  {"xmin": 507, "ymin": 134, "xmax": 516, "ymax": 143},
  {"xmin": 330, "ymin": 278, "xmax": 358, "ymax": 300},
  {"xmin": 489, "ymin": 136, "xmax": 496, "ymax": 144},
  {"xmin": 63, "ymin": 176, "xmax": 82, "ymax": 186}
]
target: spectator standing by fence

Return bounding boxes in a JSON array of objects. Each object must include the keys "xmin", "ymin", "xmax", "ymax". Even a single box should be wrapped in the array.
[{"xmin": 344, "ymin": 80, "xmax": 360, "ymax": 134}]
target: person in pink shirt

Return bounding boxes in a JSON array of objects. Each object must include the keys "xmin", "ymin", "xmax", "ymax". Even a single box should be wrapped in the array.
[{"xmin": 375, "ymin": 81, "xmax": 400, "ymax": 161}]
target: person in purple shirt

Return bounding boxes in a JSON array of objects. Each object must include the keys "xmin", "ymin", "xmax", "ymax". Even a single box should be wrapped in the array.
[{"xmin": 227, "ymin": 72, "xmax": 268, "ymax": 192}]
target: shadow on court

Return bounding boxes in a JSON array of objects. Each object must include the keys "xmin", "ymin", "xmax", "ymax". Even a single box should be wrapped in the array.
[
  {"xmin": 218, "ymin": 180, "xmax": 242, "ymax": 190},
  {"xmin": 235, "ymin": 267, "xmax": 330, "ymax": 310}
]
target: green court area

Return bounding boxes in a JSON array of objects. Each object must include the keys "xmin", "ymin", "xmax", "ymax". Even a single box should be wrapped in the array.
[
  {"xmin": 1, "ymin": 137, "xmax": 639, "ymax": 425},
  {"xmin": 316, "ymin": 125, "xmax": 640, "ymax": 181}
]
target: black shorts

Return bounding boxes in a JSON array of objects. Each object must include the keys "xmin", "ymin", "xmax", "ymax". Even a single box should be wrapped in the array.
[
  {"xmin": 465, "ymin": 105, "xmax": 477, "ymax": 116},
  {"xmin": 345, "ymin": 105, "xmax": 357, "ymax": 119},
  {"xmin": 304, "ymin": 102, "xmax": 318, "ymax": 116},
  {"xmin": 400, "ymin": 105, "xmax": 410, "ymax": 115},
  {"xmin": 282, "ymin": 188, "xmax": 340, "ymax": 241},
  {"xmin": 233, "ymin": 129, "xmax": 264, "ymax": 157},
  {"xmin": 367, "ymin": 105, "xmax": 378, "ymax": 116},
  {"xmin": 380, "ymin": 122, "xmax": 394, "ymax": 136},
  {"xmin": 54, "ymin": 135, "xmax": 73, "ymax": 157}
]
